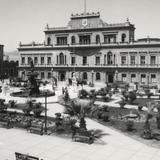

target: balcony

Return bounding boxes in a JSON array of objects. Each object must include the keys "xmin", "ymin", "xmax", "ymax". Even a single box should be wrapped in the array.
[{"xmin": 19, "ymin": 63, "xmax": 160, "ymax": 69}]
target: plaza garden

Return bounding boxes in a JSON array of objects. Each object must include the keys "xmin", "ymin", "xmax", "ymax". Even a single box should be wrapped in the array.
[{"xmin": 0, "ymin": 76, "xmax": 160, "ymax": 148}]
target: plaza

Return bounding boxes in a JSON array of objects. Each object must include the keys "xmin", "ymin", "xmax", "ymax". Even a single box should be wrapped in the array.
[
  {"xmin": 0, "ymin": 80, "xmax": 160, "ymax": 160},
  {"xmin": 1, "ymin": 1, "xmax": 160, "ymax": 160}
]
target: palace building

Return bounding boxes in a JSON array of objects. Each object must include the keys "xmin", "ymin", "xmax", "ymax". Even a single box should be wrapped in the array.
[
  {"xmin": 0, "ymin": 44, "xmax": 4, "ymax": 77},
  {"xmin": 18, "ymin": 12, "xmax": 160, "ymax": 86}
]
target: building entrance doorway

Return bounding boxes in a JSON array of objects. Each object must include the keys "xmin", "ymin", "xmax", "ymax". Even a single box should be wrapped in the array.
[
  {"xmin": 106, "ymin": 73, "xmax": 114, "ymax": 83},
  {"xmin": 59, "ymin": 71, "xmax": 66, "ymax": 81}
]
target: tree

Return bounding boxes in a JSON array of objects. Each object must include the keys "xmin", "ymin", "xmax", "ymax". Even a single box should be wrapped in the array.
[
  {"xmin": 142, "ymin": 101, "xmax": 155, "ymax": 139},
  {"xmin": 64, "ymin": 96, "xmax": 98, "ymax": 131}
]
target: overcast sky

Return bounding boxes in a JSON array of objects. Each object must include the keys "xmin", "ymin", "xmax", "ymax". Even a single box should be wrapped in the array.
[{"xmin": 0, "ymin": 0, "xmax": 160, "ymax": 52}]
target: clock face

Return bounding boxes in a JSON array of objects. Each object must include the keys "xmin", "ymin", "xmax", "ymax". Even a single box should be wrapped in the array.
[{"xmin": 82, "ymin": 19, "xmax": 87, "ymax": 26}]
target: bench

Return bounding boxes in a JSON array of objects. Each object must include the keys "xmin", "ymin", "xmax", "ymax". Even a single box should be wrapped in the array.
[
  {"xmin": 29, "ymin": 122, "xmax": 44, "ymax": 135},
  {"xmin": 73, "ymin": 134, "xmax": 94, "ymax": 144},
  {"xmin": 0, "ymin": 120, "xmax": 13, "ymax": 129}
]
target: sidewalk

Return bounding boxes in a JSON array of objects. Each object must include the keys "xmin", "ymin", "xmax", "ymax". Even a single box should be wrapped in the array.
[{"xmin": 0, "ymin": 118, "xmax": 159, "ymax": 160}]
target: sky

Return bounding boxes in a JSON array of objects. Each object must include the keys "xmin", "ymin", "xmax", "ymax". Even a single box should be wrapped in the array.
[{"xmin": 0, "ymin": 0, "xmax": 160, "ymax": 52}]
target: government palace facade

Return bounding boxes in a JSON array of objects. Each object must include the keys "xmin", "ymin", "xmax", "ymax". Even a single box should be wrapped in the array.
[{"xmin": 18, "ymin": 12, "xmax": 160, "ymax": 86}]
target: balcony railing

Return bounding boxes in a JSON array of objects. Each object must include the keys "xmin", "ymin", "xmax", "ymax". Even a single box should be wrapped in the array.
[{"xmin": 19, "ymin": 63, "xmax": 160, "ymax": 68}]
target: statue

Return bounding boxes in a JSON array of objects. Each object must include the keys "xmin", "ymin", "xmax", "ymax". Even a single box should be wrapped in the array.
[
  {"xmin": 27, "ymin": 59, "xmax": 40, "ymax": 96},
  {"xmin": 72, "ymin": 73, "xmax": 77, "ymax": 92}
]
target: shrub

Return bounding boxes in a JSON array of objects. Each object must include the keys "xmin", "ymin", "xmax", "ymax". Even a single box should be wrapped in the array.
[
  {"xmin": 8, "ymin": 100, "xmax": 17, "ymax": 108},
  {"xmin": 126, "ymin": 120, "xmax": 134, "ymax": 131},
  {"xmin": 22, "ymin": 100, "xmax": 33, "ymax": 116},
  {"xmin": 103, "ymin": 96, "xmax": 110, "ymax": 102},
  {"xmin": 101, "ymin": 112, "xmax": 109, "ymax": 122},
  {"xmin": 0, "ymin": 99, "xmax": 7, "ymax": 112},
  {"xmin": 32, "ymin": 103, "xmax": 44, "ymax": 117},
  {"xmin": 78, "ymin": 89, "xmax": 88, "ymax": 99},
  {"xmin": 138, "ymin": 105, "xmax": 143, "ymax": 111},
  {"xmin": 128, "ymin": 91, "xmax": 136, "ymax": 104},
  {"xmin": 156, "ymin": 116, "xmax": 160, "ymax": 129},
  {"xmin": 97, "ymin": 110, "xmax": 103, "ymax": 119}
]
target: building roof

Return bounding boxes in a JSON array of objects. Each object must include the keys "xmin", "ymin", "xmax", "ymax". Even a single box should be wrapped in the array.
[{"xmin": 44, "ymin": 12, "xmax": 135, "ymax": 32}]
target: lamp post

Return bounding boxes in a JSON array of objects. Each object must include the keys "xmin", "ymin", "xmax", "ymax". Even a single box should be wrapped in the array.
[
  {"xmin": 44, "ymin": 91, "xmax": 47, "ymax": 134},
  {"xmin": 91, "ymin": 70, "xmax": 94, "ymax": 87}
]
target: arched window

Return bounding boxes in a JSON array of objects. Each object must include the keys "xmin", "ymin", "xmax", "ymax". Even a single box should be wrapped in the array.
[
  {"xmin": 96, "ymin": 72, "xmax": 100, "ymax": 80},
  {"xmin": 47, "ymin": 37, "xmax": 51, "ymax": 45},
  {"xmin": 121, "ymin": 34, "xmax": 126, "ymax": 43},
  {"xmin": 107, "ymin": 52, "xmax": 112, "ymax": 64},
  {"xmin": 83, "ymin": 72, "xmax": 88, "ymax": 80},
  {"xmin": 59, "ymin": 52, "xmax": 64, "ymax": 65},
  {"xmin": 96, "ymin": 35, "xmax": 100, "ymax": 44},
  {"xmin": 71, "ymin": 36, "xmax": 76, "ymax": 44}
]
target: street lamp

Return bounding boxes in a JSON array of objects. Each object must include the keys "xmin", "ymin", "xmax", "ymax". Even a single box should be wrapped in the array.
[
  {"xmin": 44, "ymin": 91, "xmax": 47, "ymax": 134},
  {"xmin": 91, "ymin": 70, "xmax": 94, "ymax": 87}
]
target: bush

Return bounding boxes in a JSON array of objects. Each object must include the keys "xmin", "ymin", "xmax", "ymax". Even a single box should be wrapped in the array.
[
  {"xmin": 97, "ymin": 110, "xmax": 103, "ymax": 119},
  {"xmin": 22, "ymin": 100, "xmax": 33, "ymax": 116},
  {"xmin": 103, "ymin": 96, "xmax": 110, "ymax": 102},
  {"xmin": 126, "ymin": 120, "xmax": 134, "ymax": 131},
  {"xmin": 128, "ymin": 91, "xmax": 136, "ymax": 104},
  {"xmin": 32, "ymin": 103, "xmax": 44, "ymax": 117},
  {"xmin": 8, "ymin": 100, "xmax": 17, "ymax": 108},
  {"xmin": 156, "ymin": 116, "xmax": 160, "ymax": 129},
  {"xmin": 101, "ymin": 112, "xmax": 109, "ymax": 122},
  {"xmin": 78, "ymin": 89, "xmax": 88, "ymax": 99},
  {"xmin": 96, "ymin": 88, "xmax": 107, "ymax": 96},
  {"xmin": 0, "ymin": 99, "xmax": 7, "ymax": 112}
]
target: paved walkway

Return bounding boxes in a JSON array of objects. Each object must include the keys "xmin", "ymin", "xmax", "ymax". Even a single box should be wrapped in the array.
[{"xmin": 0, "ymin": 118, "xmax": 159, "ymax": 160}]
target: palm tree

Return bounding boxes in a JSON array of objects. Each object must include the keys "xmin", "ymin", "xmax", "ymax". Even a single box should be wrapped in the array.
[
  {"xmin": 142, "ymin": 101, "xmax": 156, "ymax": 139},
  {"xmin": 64, "ymin": 95, "xmax": 98, "ymax": 131}
]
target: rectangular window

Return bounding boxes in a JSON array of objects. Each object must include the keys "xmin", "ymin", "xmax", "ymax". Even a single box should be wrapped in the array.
[
  {"xmin": 104, "ymin": 35, "xmax": 116, "ymax": 44},
  {"xmin": 41, "ymin": 72, "xmax": 45, "ymax": 79},
  {"xmin": 71, "ymin": 57, "xmax": 76, "ymax": 65},
  {"xmin": 140, "ymin": 56, "xmax": 145, "ymax": 65},
  {"xmin": 56, "ymin": 37, "xmax": 67, "ymax": 45},
  {"xmin": 122, "ymin": 73, "xmax": 127, "ymax": 82},
  {"xmin": 41, "ymin": 57, "xmax": 44, "ymax": 64},
  {"xmin": 95, "ymin": 56, "xmax": 100, "ymax": 65},
  {"xmin": 130, "ymin": 56, "xmax": 135, "ymax": 65},
  {"xmin": 83, "ymin": 56, "xmax": 87, "ymax": 65},
  {"xmin": 141, "ymin": 74, "xmax": 146, "ymax": 83},
  {"xmin": 131, "ymin": 74, "xmax": 136, "ymax": 82},
  {"xmin": 150, "ymin": 56, "xmax": 156, "ymax": 65},
  {"xmin": 104, "ymin": 55, "xmax": 106, "ymax": 64},
  {"xmin": 79, "ymin": 35, "xmax": 90, "ymax": 44},
  {"xmin": 121, "ymin": 56, "xmax": 126, "ymax": 65},
  {"xmin": 47, "ymin": 57, "xmax": 51, "ymax": 64},
  {"xmin": 34, "ymin": 57, "xmax": 38, "ymax": 64},
  {"xmin": 151, "ymin": 74, "xmax": 156, "ymax": 83},
  {"xmin": 22, "ymin": 57, "xmax": 25, "ymax": 65},
  {"xmin": 48, "ymin": 72, "xmax": 51, "ymax": 79},
  {"xmin": 28, "ymin": 57, "xmax": 32, "ymax": 65}
]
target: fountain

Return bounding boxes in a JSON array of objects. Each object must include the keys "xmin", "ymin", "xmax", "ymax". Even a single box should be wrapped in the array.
[{"xmin": 11, "ymin": 60, "xmax": 55, "ymax": 97}]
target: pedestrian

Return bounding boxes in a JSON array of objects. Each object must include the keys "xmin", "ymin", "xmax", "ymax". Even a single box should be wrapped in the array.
[{"xmin": 62, "ymin": 87, "xmax": 65, "ymax": 94}]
